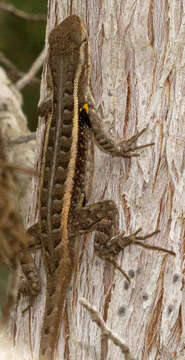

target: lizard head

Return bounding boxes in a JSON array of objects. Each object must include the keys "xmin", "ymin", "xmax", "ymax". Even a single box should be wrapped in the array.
[{"xmin": 49, "ymin": 15, "xmax": 88, "ymax": 56}]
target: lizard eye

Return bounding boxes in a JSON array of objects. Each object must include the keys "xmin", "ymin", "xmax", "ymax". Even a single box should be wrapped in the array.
[{"xmin": 66, "ymin": 33, "xmax": 72, "ymax": 42}]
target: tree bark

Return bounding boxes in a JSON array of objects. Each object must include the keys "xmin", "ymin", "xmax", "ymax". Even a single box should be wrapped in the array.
[{"xmin": 13, "ymin": 1, "xmax": 185, "ymax": 359}]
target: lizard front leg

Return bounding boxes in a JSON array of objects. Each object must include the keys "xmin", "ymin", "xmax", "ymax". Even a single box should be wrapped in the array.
[
  {"xmin": 72, "ymin": 200, "xmax": 175, "ymax": 282},
  {"xmin": 87, "ymin": 93, "xmax": 154, "ymax": 157}
]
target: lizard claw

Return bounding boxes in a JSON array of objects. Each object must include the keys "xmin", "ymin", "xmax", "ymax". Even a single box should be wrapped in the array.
[
  {"xmin": 103, "ymin": 228, "xmax": 175, "ymax": 281},
  {"xmin": 107, "ymin": 257, "xmax": 131, "ymax": 282},
  {"xmin": 118, "ymin": 126, "xmax": 154, "ymax": 157},
  {"xmin": 116, "ymin": 228, "xmax": 175, "ymax": 256}
]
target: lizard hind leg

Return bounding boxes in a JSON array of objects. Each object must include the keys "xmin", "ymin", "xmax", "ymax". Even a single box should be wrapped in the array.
[
  {"xmin": 19, "ymin": 251, "xmax": 41, "ymax": 314},
  {"xmin": 73, "ymin": 201, "xmax": 175, "ymax": 282},
  {"xmin": 19, "ymin": 225, "xmax": 42, "ymax": 312},
  {"xmin": 73, "ymin": 200, "xmax": 133, "ymax": 281}
]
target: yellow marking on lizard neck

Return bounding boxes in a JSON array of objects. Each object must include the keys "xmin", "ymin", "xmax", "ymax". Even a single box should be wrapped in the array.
[{"xmin": 81, "ymin": 103, "xmax": 89, "ymax": 113}]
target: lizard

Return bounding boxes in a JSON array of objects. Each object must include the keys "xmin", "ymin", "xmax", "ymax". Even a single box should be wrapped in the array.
[{"xmin": 25, "ymin": 15, "xmax": 175, "ymax": 360}]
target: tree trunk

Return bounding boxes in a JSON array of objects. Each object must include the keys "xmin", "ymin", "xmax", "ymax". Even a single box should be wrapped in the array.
[{"xmin": 13, "ymin": 1, "xmax": 185, "ymax": 359}]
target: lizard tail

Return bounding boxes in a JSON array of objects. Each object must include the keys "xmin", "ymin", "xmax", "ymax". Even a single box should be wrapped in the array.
[{"xmin": 39, "ymin": 255, "xmax": 72, "ymax": 360}]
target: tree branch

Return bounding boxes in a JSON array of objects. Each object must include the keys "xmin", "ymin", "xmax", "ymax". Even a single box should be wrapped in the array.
[
  {"xmin": 9, "ymin": 133, "xmax": 36, "ymax": 146},
  {"xmin": 0, "ymin": 51, "xmax": 40, "ymax": 85},
  {"xmin": 16, "ymin": 49, "xmax": 45, "ymax": 90},
  {"xmin": 80, "ymin": 298, "xmax": 136, "ymax": 360},
  {"xmin": 0, "ymin": 1, "xmax": 46, "ymax": 21}
]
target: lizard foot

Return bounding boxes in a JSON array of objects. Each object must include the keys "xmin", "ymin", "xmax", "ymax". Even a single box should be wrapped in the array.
[
  {"xmin": 105, "ymin": 228, "xmax": 175, "ymax": 282},
  {"xmin": 114, "ymin": 228, "xmax": 175, "ymax": 256},
  {"xmin": 118, "ymin": 127, "xmax": 154, "ymax": 157}
]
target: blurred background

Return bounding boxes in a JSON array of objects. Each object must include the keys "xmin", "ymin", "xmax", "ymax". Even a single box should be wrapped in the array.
[{"xmin": 0, "ymin": 0, "xmax": 47, "ymax": 130}]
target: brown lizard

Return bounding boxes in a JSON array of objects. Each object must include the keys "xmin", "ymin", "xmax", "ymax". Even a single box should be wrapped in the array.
[{"xmin": 25, "ymin": 15, "xmax": 175, "ymax": 360}]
